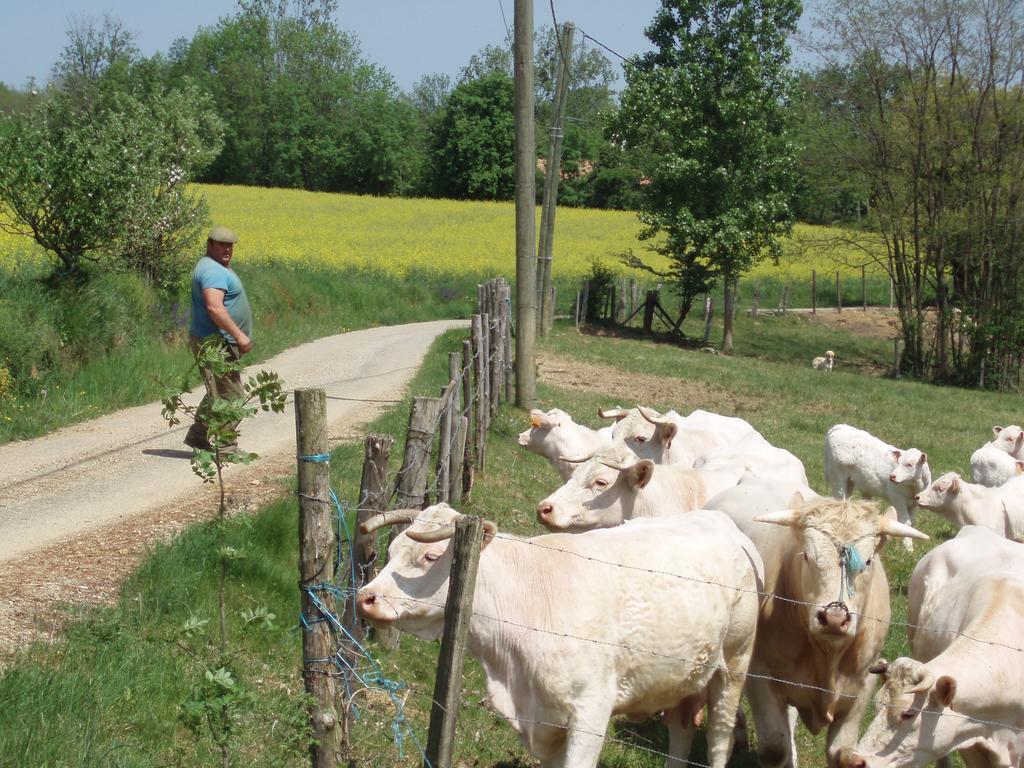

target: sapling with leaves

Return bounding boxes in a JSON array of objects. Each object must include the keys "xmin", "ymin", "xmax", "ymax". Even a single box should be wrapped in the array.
[{"xmin": 159, "ymin": 339, "xmax": 287, "ymax": 768}]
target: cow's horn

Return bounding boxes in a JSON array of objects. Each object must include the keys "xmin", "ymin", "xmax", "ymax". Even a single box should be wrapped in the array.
[
  {"xmin": 599, "ymin": 458, "xmax": 632, "ymax": 472},
  {"xmin": 559, "ymin": 451, "xmax": 596, "ymax": 464},
  {"xmin": 754, "ymin": 509, "xmax": 801, "ymax": 527},
  {"xmin": 637, "ymin": 404, "xmax": 669, "ymax": 425},
  {"xmin": 906, "ymin": 668, "xmax": 935, "ymax": 694},
  {"xmin": 598, "ymin": 406, "xmax": 629, "ymax": 420},
  {"xmin": 360, "ymin": 509, "xmax": 421, "ymax": 534},
  {"xmin": 878, "ymin": 516, "xmax": 930, "ymax": 541},
  {"xmin": 406, "ymin": 516, "xmax": 499, "ymax": 544},
  {"xmin": 406, "ymin": 518, "xmax": 458, "ymax": 543}
]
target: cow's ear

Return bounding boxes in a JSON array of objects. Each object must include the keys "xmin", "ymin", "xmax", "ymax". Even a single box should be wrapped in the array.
[
  {"xmin": 1015, "ymin": 461, "xmax": 1024, "ymax": 475},
  {"xmin": 949, "ymin": 476, "xmax": 961, "ymax": 494},
  {"xmin": 931, "ymin": 675, "xmax": 956, "ymax": 708},
  {"xmin": 481, "ymin": 520, "xmax": 498, "ymax": 550},
  {"xmin": 660, "ymin": 421, "xmax": 678, "ymax": 448},
  {"xmin": 890, "ymin": 449, "xmax": 902, "ymax": 461},
  {"xmin": 788, "ymin": 491, "xmax": 805, "ymax": 509},
  {"xmin": 994, "ymin": 426, "xmax": 1004, "ymax": 436},
  {"xmin": 627, "ymin": 460, "xmax": 655, "ymax": 489},
  {"xmin": 917, "ymin": 452, "xmax": 927, "ymax": 466}
]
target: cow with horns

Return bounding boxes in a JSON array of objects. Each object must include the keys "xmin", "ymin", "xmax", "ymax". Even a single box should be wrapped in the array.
[
  {"xmin": 706, "ymin": 483, "xmax": 929, "ymax": 768},
  {"xmin": 356, "ymin": 502, "xmax": 764, "ymax": 768}
]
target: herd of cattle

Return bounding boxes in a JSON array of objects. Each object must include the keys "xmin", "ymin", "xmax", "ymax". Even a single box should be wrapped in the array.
[{"xmin": 355, "ymin": 405, "xmax": 1024, "ymax": 768}]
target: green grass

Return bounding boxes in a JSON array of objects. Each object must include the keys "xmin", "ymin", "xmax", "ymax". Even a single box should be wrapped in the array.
[{"xmin": 1, "ymin": 309, "xmax": 1003, "ymax": 766}]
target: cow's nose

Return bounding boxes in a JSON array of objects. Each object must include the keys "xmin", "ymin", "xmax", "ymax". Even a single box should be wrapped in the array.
[
  {"xmin": 356, "ymin": 592, "xmax": 377, "ymax": 619},
  {"xmin": 817, "ymin": 602, "xmax": 852, "ymax": 633},
  {"xmin": 914, "ymin": 494, "xmax": 921, "ymax": 502},
  {"xmin": 889, "ymin": 473, "xmax": 897, "ymax": 482},
  {"xmin": 537, "ymin": 502, "xmax": 554, "ymax": 521},
  {"xmin": 837, "ymin": 748, "xmax": 867, "ymax": 768}
]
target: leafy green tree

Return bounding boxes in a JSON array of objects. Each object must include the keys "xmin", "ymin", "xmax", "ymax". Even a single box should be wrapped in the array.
[
  {"xmin": 430, "ymin": 71, "xmax": 515, "ymax": 200},
  {"xmin": 0, "ymin": 16, "xmax": 221, "ymax": 287},
  {"xmin": 170, "ymin": 0, "xmax": 424, "ymax": 195},
  {"xmin": 612, "ymin": 0, "xmax": 801, "ymax": 350},
  {"xmin": 410, "ymin": 73, "xmax": 452, "ymax": 118},
  {"xmin": 790, "ymin": 67, "xmax": 870, "ymax": 225}
]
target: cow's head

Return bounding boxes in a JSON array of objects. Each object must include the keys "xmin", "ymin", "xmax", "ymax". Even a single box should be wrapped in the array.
[
  {"xmin": 913, "ymin": 472, "xmax": 960, "ymax": 510},
  {"xmin": 518, "ymin": 408, "xmax": 569, "ymax": 449},
  {"xmin": 600, "ymin": 405, "xmax": 678, "ymax": 463},
  {"xmin": 536, "ymin": 444, "xmax": 652, "ymax": 531},
  {"xmin": 839, "ymin": 658, "xmax": 959, "ymax": 768},
  {"xmin": 888, "ymin": 449, "xmax": 931, "ymax": 492},
  {"xmin": 356, "ymin": 503, "xmax": 496, "ymax": 640},
  {"xmin": 992, "ymin": 425, "xmax": 1024, "ymax": 458},
  {"xmin": 755, "ymin": 498, "xmax": 927, "ymax": 643}
]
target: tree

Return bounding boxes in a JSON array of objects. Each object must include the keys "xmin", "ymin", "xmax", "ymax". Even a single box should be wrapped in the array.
[
  {"xmin": 819, "ymin": 0, "xmax": 1024, "ymax": 387},
  {"xmin": 0, "ymin": 17, "xmax": 222, "ymax": 286},
  {"xmin": 171, "ymin": 0, "xmax": 422, "ymax": 194},
  {"xmin": 430, "ymin": 71, "xmax": 516, "ymax": 200},
  {"xmin": 612, "ymin": 0, "xmax": 801, "ymax": 350}
]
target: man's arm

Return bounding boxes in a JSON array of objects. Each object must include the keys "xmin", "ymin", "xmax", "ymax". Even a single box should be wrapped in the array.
[{"xmin": 203, "ymin": 287, "xmax": 252, "ymax": 353}]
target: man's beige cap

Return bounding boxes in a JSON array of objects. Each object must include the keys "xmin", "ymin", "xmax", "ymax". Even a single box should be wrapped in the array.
[{"xmin": 207, "ymin": 225, "xmax": 239, "ymax": 243}]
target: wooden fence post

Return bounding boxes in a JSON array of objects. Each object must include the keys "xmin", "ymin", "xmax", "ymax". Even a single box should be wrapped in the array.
[
  {"xmin": 345, "ymin": 433, "xmax": 393, "ymax": 640},
  {"xmin": 423, "ymin": 516, "xmax": 484, "ymax": 768},
  {"xmin": 394, "ymin": 396, "xmax": 443, "ymax": 511},
  {"xmin": 435, "ymin": 382, "xmax": 456, "ymax": 503},
  {"xmin": 812, "ymin": 270, "xmax": 817, "ymax": 314},
  {"xmin": 296, "ymin": 388, "xmax": 341, "ymax": 768},
  {"xmin": 862, "ymin": 266, "xmax": 867, "ymax": 310},
  {"xmin": 449, "ymin": 416, "xmax": 468, "ymax": 505},
  {"xmin": 461, "ymin": 340, "xmax": 474, "ymax": 497},
  {"xmin": 471, "ymin": 315, "xmax": 488, "ymax": 475},
  {"xmin": 489, "ymin": 312, "xmax": 502, "ymax": 419},
  {"xmin": 702, "ymin": 294, "xmax": 714, "ymax": 346},
  {"xmin": 339, "ymin": 432, "xmax": 393, "ymax": 739},
  {"xmin": 499, "ymin": 282, "xmax": 513, "ymax": 402},
  {"xmin": 836, "ymin": 271, "xmax": 842, "ymax": 313}
]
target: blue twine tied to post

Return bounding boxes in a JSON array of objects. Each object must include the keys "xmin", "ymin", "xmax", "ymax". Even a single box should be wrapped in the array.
[{"xmin": 298, "ymin": 483, "xmax": 431, "ymax": 765}]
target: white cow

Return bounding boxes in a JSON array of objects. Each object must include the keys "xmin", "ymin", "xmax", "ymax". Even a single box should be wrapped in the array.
[
  {"xmin": 535, "ymin": 445, "xmax": 730, "ymax": 531},
  {"xmin": 914, "ymin": 472, "xmax": 1024, "ymax": 542},
  {"xmin": 517, "ymin": 408, "xmax": 613, "ymax": 480},
  {"xmin": 695, "ymin": 444, "xmax": 810, "ymax": 488},
  {"xmin": 990, "ymin": 424, "xmax": 1024, "ymax": 458},
  {"xmin": 600, "ymin": 406, "xmax": 770, "ymax": 467},
  {"xmin": 841, "ymin": 526, "xmax": 1024, "ymax": 768},
  {"xmin": 357, "ymin": 503, "xmax": 764, "ymax": 768},
  {"xmin": 813, "ymin": 350, "xmax": 836, "ymax": 371},
  {"xmin": 970, "ymin": 442, "xmax": 1024, "ymax": 487},
  {"xmin": 708, "ymin": 481, "xmax": 929, "ymax": 768},
  {"xmin": 824, "ymin": 424, "xmax": 932, "ymax": 550}
]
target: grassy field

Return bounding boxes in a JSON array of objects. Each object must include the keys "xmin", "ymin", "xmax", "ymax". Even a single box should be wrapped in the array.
[{"xmin": 0, "ymin": 309, "xmax": 1004, "ymax": 767}]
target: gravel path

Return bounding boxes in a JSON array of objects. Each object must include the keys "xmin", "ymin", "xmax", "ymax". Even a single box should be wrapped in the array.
[{"xmin": 0, "ymin": 319, "xmax": 467, "ymax": 659}]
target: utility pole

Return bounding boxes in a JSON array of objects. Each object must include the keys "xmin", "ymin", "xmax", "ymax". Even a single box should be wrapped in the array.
[
  {"xmin": 537, "ymin": 21, "xmax": 575, "ymax": 335},
  {"xmin": 514, "ymin": 0, "xmax": 537, "ymax": 407}
]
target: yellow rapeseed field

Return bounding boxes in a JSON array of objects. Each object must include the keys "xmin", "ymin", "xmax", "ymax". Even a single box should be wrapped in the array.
[{"xmin": 0, "ymin": 184, "xmax": 888, "ymax": 281}]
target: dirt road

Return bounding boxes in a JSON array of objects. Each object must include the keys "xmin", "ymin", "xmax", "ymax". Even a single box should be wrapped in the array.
[{"xmin": 0, "ymin": 319, "xmax": 467, "ymax": 657}]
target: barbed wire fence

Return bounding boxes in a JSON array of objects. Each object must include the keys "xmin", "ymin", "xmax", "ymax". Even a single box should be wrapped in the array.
[{"xmin": 293, "ymin": 276, "xmax": 1019, "ymax": 768}]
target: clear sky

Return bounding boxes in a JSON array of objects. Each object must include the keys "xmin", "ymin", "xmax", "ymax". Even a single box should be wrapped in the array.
[{"xmin": 0, "ymin": 1, "xmax": 673, "ymax": 93}]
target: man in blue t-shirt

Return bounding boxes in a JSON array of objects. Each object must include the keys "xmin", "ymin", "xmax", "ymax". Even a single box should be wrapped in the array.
[{"xmin": 184, "ymin": 225, "xmax": 254, "ymax": 454}]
